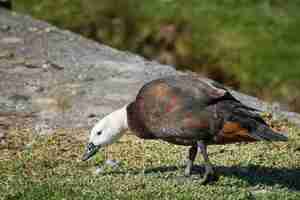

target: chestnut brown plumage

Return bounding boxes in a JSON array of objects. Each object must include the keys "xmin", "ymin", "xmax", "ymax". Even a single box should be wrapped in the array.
[{"xmin": 126, "ymin": 75, "xmax": 287, "ymax": 183}]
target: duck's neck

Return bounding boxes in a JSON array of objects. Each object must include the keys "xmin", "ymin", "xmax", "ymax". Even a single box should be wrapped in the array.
[{"xmin": 108, "ymin": 104, "xmax": 129, "ymax": 131}]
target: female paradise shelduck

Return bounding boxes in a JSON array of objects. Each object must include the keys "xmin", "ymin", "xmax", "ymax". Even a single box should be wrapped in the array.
[{"xmin": 82, "ymin": 75, "xmax": 288, "ymax": 184}]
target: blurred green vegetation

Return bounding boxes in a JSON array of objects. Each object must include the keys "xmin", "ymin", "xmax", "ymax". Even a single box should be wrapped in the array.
[{"xmin": 14, "ymin": 0, "xmax": 300, "ymax": 111}]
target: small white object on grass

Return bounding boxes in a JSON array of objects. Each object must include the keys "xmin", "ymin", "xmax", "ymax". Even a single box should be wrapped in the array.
[
  {"xmin": 93, "ymin": 159, "xmax": 120, "ymax": 175},
  {"xmin": 105, "ymin": 159, "xmax": 120, "ymax": 167},
  {"xmin": 94, "ymin": 166, "xmax": 104, "ymax": 175}
]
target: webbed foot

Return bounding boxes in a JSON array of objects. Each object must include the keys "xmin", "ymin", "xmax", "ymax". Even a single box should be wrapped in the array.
[{"xmin": 198, "ymin": 165, "xmax": 218, "ymax": 185}]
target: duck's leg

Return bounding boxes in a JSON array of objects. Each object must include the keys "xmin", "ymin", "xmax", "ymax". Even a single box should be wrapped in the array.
[
  {"xmin": 184, "ymin": 144, "xmax": 197, "ymax": 176},
  {"xmin": 197, "ymin": 140, "xmax": 218, "ymax": 184}
]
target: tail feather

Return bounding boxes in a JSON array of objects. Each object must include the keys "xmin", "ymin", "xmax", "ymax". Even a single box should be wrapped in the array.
[
  {"xmin": 249, "ymin": 123, "xmax": 288, "ymax": 141},
  {"xmin": 219, "ymin": 100, "xmax": 288, "ymax": 142}
]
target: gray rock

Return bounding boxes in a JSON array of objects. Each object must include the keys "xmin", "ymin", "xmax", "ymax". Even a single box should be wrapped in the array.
[
  {"xmin": 0, "ymin": 8, "xmax": 299, "ymax": 132},
  {"xmin": 0, "ymin": 36, "xmax": 23, "ymax": 44}
]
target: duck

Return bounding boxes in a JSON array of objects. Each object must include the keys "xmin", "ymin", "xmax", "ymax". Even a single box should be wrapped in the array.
[{"xmin": 82, "ymin": 75, "xmax": 288, "ymax": 184}]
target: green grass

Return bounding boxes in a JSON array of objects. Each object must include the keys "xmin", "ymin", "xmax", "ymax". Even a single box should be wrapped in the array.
[
  {"xmin": 13, "ymin": 0, "xmax": 300, "ymax": 108},
  {"xmin": 1, "ymin": 122, "xmax": 300, "ymax": 199}
]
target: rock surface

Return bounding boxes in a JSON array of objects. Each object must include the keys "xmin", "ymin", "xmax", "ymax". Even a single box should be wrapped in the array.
[{"xmin": 0, "ymin": 8, "xmax": 299, "ymax": 137}]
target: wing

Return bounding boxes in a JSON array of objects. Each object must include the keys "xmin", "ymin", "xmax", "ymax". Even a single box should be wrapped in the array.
[{"xmin": 133, "ymin": 75, "xmax": 231, "ymax": 143}]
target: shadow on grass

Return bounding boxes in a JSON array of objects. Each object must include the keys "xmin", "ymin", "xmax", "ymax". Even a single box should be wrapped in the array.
[{"xmin": 143, "ymin": 164, "xmax": 300, "ymax": 191}]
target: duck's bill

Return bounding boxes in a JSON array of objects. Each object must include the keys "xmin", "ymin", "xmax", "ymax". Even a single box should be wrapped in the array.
[{"xmin": 82, "ymin": 143, "xmax": 100, "ymax": 161}]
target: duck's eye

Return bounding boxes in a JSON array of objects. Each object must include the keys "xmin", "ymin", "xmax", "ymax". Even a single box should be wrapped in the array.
[{"xmin": 97, "ymin": 131, "xmax": 102, "ymax": 136}]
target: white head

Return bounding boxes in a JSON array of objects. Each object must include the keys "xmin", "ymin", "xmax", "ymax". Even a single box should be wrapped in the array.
[{"xmin": 82, "ymin": 105, "xmax": 129, "ymax": 161}]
